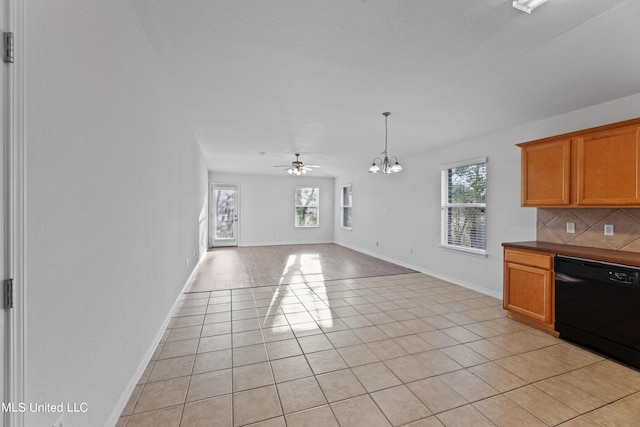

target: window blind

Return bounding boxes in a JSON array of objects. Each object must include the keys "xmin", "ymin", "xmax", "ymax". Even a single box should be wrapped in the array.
[
  {"xmin": 341, "ymin": 184, "xmax": 352, "ymax": 229},
  {"xmin": 440, "ymin": 158, "xmax": 487, "ymax": 254},
  {"xmin": 295, "ymin": 187, "xmax": 319, "ymax": 227}
]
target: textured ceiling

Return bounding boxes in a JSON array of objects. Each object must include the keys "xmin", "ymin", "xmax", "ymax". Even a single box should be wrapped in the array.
[{"xmin": 131, "ymin": 0, "xmax": 640, "ymax": 177}]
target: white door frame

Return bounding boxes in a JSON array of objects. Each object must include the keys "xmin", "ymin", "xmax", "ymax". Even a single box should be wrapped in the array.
[
  {"xmin": 209, "ymin": 183, "xmax": 240, "ymax": 247},
  {"xmin": 3, "ymin": 0, "xmax": 25, "ymax": 425},
  {"xmin": 1, "ymin": 0, "xmax": 7, "ymax": 419}
]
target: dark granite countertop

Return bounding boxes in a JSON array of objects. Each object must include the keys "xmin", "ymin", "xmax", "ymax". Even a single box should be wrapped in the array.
[{"xmin": 502, "ymin": 241, "xmax": 640, "ymax": 267}]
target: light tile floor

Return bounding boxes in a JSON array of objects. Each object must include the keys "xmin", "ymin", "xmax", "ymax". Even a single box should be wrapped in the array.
[{"xmin": 118, "ymin": 273, "xmax": 640, "ymax": 426}]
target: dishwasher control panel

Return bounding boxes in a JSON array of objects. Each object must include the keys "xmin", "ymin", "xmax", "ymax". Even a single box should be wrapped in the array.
[
  {"xmin": 609, "ymin": 270, "xmax": 637, "ymax": 285},
  {"xmin": 555, "ymin": 255, "xmax": 640, "ymax": 287}
]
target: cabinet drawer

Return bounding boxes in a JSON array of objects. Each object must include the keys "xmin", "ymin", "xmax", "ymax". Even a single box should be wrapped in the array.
[{"xmin": 504, "ymin": 249, "xmax": 553, "ymax": 269}]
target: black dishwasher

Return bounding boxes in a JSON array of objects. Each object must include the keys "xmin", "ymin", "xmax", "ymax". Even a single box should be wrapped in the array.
[{"xmin": 555, "ymin": 255, "xmax": 640, "ymax": 369}]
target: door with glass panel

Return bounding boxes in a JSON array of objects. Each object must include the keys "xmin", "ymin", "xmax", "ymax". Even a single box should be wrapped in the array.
[{"xmin": 210, "ymin": 184, "xmax": 239, "ymax": 247}]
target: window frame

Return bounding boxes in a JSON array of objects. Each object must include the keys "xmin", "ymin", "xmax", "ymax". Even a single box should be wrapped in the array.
[
  {"xmin": 440, "ymin": 157, "xmax": 488, "ymax": 257},
  {"xmin": 340, "ymin": 184, "xmax": 353, "ymax": 230},
  {"xmin": 294, "ymin": 186, "xmax": 320, "ymax": 228}
]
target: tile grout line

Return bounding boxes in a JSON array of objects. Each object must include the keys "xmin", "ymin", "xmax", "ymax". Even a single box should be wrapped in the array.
[
  {"xmin": 121, "ymin": 273, "xmax": 640, "ymax": 426},
  {"xmin": 251, "ymin": 286, "xmax": 287, "ymax": 426}
]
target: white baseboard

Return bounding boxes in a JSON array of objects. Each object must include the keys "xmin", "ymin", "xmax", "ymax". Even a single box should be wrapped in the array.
[
  {"xmin": 237, "ymin": 240, "xmax": 334, "ymax": 247},
  {"xmin": 335, "ymin": 242, "xmax": 502, "ymax": 300},
  {"xmin": 106, "ymin": 255, "xmax": 205, "ymax": 427}
]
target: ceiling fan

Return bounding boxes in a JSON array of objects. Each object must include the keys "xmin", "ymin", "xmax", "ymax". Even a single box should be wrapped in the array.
[{"xmin": 273, "ymin": 153, "xmax": 320, "ymax": 175}]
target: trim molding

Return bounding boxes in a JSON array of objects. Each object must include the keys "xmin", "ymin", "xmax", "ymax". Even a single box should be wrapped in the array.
[
  {"xmin": 5, "ymin": 0, "xmax": 26, "ymax": 425},
  {"xmin": 105, "ymin": 254, "xmax": 206, "ymax": 426},
  {"xmin": 516, "ymin": 116, "xmax": 640, "ymax": 147},
  {"xmin": 334, "ymin": 242, "xmax": 502, "ymax": 300},
  {"xmin": 239, "ymin": 240, "xmax": 334, "ymax": 247}
]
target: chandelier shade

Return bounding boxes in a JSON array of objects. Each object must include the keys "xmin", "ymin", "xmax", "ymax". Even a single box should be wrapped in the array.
[{"xmin": 369, "ymin": 112, "xmax": 402, "ymax": 174}]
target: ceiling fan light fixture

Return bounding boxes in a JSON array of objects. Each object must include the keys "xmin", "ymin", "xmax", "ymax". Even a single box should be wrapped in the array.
[
  {"xmin": 368, "ymin": 112, "xmax": 403, "ymax": 174},
  {"xmin": 276, "ymin": 153, "xmax": 319, "ymax": 176},
  {"xmin": 513, "ymin": 0, "xmax": 548, "ymax": 13}
]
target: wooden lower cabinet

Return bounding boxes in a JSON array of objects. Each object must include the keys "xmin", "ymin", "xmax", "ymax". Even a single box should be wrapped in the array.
[{"xmin": 503, "ymin": 248, "xmax": 557, "ymax": 335}]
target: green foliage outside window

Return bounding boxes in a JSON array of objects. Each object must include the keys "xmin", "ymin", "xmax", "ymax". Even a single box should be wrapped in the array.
[
  {"xmin": 295, "ymin": 187, "xmax": 319, "ymax": 227},
  {"xmin": 443, "ymin": 161, "xmax": 487, "ymax": 251}
]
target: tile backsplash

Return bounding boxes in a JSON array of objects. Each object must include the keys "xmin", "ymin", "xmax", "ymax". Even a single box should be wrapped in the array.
[{"xmin": 537, "ymin": 208, "xmax": 640, "ymax": 253}]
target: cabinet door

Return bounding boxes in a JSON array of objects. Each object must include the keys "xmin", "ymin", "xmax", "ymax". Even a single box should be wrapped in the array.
[
  {"xmin": 521, "ymin": 139, "xmax": 571, "ymax": 206},
  {"xmin": 504, "ymin": 262, "xmax": 553, "ymax": 325},
  {"xmin": 577, "ymin": 125, "xmax": 640, "ymax": 205}
]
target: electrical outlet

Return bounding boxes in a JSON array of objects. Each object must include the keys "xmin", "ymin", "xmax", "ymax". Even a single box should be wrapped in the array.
[
  {"xmin": 566, "ymin": 222, "xmax": 575, "ymax": 233},
  {"xmin": 604, "ymin": 224, "xmax": 614, "ymax": 236},
  {"xmin": 186, "ymin": 258, "xmax": 189, "ymax": 267}
]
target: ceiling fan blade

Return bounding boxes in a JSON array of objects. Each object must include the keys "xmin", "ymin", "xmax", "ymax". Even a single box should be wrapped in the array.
[{"xmin": 273, "ymin": 154, "xmax": 320, "ymax": 171}]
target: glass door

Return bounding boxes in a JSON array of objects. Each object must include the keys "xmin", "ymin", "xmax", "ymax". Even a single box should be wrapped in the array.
[{"xmin": 210, "ymin": 184, "xmax": 239, "ymax": 247}]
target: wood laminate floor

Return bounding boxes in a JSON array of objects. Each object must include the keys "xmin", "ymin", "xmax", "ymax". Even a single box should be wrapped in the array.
[{"xmin": 187, "ymin": 244, "xmax": 416, "ymax": 293}]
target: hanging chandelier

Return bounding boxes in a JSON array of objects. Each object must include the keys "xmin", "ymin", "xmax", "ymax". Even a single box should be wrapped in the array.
[{"xmin": 368, "ymin": 112, "xmax": 403, "ymax": 174}]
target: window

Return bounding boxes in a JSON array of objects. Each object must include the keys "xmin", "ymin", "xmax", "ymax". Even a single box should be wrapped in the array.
[
  {"xmin": 440, "ymin": 158, "xmax": 487, "ymax": 255},
  {"xmin": 341, "ymin": 184, "xmax": 352, "ymax": 229},
  {"xmin": 295, "ymin": 187, "xmax": 319, "ymax": 227}
]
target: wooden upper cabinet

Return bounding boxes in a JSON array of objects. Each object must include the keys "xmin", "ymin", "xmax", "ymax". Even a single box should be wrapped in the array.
[
  {"xmin": 521, "ymin": 139, "xmax": 571, "ymax": 206},
  {"xmin": 517, "ymin": 118, "xmax": 640, "ymax": 207},
  {"xmin": 577, "ymin": 125, "xmax": 640, "ymax": 205}
]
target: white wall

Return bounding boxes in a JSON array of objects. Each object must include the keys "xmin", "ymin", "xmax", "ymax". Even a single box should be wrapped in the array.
[
  {"xmin": 334, "ymin": 93, "xmax": 640, "ymax": 298},
  {"xmin": 25, "ymin": 1, "xmax": 208, "ymax": 426},
  {"xmin": 210, "ymin": 173, "xmax": 334, "ymax": 246}
]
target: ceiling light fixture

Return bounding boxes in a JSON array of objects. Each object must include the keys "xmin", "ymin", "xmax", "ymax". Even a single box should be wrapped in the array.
[
  {"xmin": 512, "ymin": 0, "xmax": 548, "ymax": 13},
  {"xmin": 273, "ymin": 153, "xmax": 320, "ymax": 175},
  {"xmin": 288, "ymin": 153, "xmax": 308, "ymax": 175},
  {"xmin": 369, "ymin": 112, "xmax": 403, "ymax": 174},
  {"xmin": 289, "ymin": 164, "xmax": 306, "ymax": 175}
]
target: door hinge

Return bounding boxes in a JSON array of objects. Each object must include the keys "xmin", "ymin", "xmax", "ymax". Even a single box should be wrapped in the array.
[
  {"xmin": 3, "ymin": 32, "xmax": 14, "ymax": 64},
  {"xmin": 4, "ymin": 279, "xmax": 13, "ymax": 309}
]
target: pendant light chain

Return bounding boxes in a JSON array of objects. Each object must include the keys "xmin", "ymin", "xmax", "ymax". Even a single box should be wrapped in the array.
[
  {"xmin": 368, "ymin": 112, "xmax": 403, "ymax": 174},
  {"xmin": 384, "ymin": 112, "xmax": 389, "ymax": 154}
]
